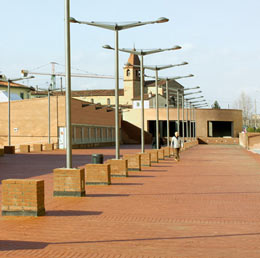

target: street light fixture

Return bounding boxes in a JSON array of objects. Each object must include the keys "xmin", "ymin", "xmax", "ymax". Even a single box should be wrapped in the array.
[
  {"xmin": 102, "ymin": 45, "xmax": 182, "ymax": 153},
  {"xmin": 71, "ymin": 17, "xmax": 169, "ymax": 159},
  {"xmin": 184, "ymin": 86, "xmax": 200, "ymax": 91},
  {"xmin": 2, "ymin": 76, "xmax": 34, "ymax": 147}
]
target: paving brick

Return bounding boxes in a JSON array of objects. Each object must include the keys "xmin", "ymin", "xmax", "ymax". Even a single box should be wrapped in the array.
[{"xmin": 1, "ymin": 145, "xmax": 260, "ymax": 257}]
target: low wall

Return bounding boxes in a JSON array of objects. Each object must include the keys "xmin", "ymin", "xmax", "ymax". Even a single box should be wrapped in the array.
[
  {"xmin": 198, "ymin": 137, "xmax": 239, "ymax": 145},
  {"xmin": 239, "ymin": 132, "xmax": 260, "ymax": 150}
]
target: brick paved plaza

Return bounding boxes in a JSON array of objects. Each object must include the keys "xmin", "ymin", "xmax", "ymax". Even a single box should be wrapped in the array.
[{"xmin": 1, "ymin": 145, "xmax": 260, "ymax": 257}]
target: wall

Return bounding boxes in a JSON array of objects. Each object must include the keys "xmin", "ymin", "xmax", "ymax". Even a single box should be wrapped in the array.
[
  {"xmin": 239, "ymin": 132, "xmax": 260, "ymax": 150},
  {"xmin": 123, "ymin": 108, "xmax": 242, "ymax": 138},
  {"xmin": 0, "ymin": 87, "xmax": 32, "ymax": 99},
  {"xmin": 0, "ymin": 96, "xmax": 118, "ymax": 148},
  {"xmin": 195, "ymin": 109, "xmax": 242, "ymax": 137}
]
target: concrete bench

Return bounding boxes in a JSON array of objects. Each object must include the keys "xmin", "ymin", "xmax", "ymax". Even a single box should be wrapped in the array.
[
  {"xmin": 123, "ymin": 154, "xmax": 141, "ymax": 171},
  {"xmin": 53, "ymin": 168, "xmax": 85, "ymax": 197},
  {"xmin": 4, "ymin": 146, "xmax": 15, "ymax": 154},
  {"xmin": 85, "ymin": 164, "xmax": 111, "ymax": 185},
  {"xmin": 2, "ymin": 179, "xmax": 45, "ymax": 216},
  {"xmin": 104, "ymin": 159, "xmax": 128, "ymax": 177}
]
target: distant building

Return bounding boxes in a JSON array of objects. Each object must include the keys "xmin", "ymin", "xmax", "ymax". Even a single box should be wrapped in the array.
[
  {"xmin": 0, "ymin": 90, "xmax": 22, "ymax": 102},
  {"xmin": 0, "ymin": 80, "xmax": 35, "ymax": 100}
]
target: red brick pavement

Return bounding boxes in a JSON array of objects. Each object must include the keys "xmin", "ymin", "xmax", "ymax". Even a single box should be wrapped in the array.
[{"xmin": 1, "ymin": 145, "xmax": 260, "ymax": 257}]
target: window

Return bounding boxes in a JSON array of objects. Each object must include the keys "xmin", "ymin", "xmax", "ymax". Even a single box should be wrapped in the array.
[
  {"xmin": 126, "ymin": 69, "xmax": 130, "ymax": 76},
  {"xmin": 20, "ymin": 92, "xmax": 24, "ymax": 99}
]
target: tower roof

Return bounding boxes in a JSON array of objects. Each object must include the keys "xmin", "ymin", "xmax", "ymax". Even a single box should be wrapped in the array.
[{"xmin": 127, "ymin": 52, "xmax": 140, "ymax": 66}]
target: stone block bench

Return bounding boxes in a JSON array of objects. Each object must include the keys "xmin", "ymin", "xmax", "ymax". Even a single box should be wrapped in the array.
[
  {"xmin": 104, "ymin": 159, "xmax": 128, "ymax": 177},
  {"xmin": 145, "ymin": 150, "xmax": 159, "ymax": 163},
  {"xmin": 20, "ymin": 144, "xmax": 30, "ymax": 153},
  {"xmin": 4, "ymin": 146, "xmax": 15, "ymax": 154},
  {"xmin": 123, "ymin": 154, "xmax": 141, "ymax": 171},
  {"xmin": 33, "ymin": 144, "xmax": 43, "ymax": 152},
  {"xmin": 139, "ymin": 152, "xmax": 151, "ymax": 167},
  {"xmin": 85, "ymin": 164, "xmax": 111, "ymax": 185},
  {"xmin": 53, "ymin": 168, "xmax": 85, "ymax": 197},
  {"xmin": 2, "ymin": 179, "xmax": 45, "ymax": 216},
  {"xmin": 44, "ymin": 143, "xmax": 54, "ymax": 151}
]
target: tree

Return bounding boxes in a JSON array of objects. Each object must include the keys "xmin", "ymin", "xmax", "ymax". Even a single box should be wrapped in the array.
[
  {"xmin": 233, "ymin": 91, "xmax": 253, "ymax": 126},
  {"xmin": 211, "ymin": 100, "xmax": 221, "ymax": 109}
]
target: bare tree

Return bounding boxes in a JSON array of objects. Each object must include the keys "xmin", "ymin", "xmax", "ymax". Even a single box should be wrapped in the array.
[{"xmin": 233, "ymin": 92, "xmax": 253, "ymax": 126}]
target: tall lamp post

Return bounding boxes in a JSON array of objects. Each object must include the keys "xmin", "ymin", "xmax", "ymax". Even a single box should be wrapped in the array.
[
  {"xmin": 186, "ymin": 96, "xmax": 204, "ymax": 139},
  {"xmin": 181, "ymin": 87, "xmax": 200, "ymax": 140},
  {"xmin": 169, "ymin": 87, "xmax": 200, "ymax": 139},
  {"xmin": 2, "ymin": 76, "xmax": 34, "ymax": 147},
  {"xmin": 70, "ymin": 17, "xmax": 169, "ymax": 160},
  {"xmin": 160, "ymin": 74, "xmax": 194, "ymax": 146},
  {"xmin": 191, "ymin": 103, "xmax": 208, "ymax": 138},
  {"xmin": 102, "ymin": 46, "xmax": 181, "ymax": 153},
  {"xmin": 144, "ymin": 65, "xmax": 187, "ymax": 149}
]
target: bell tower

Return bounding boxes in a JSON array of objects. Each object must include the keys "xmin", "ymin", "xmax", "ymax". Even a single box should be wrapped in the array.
[{"xmin": 123, "ymin": 52, "xmax": 140, "ymax": 105}]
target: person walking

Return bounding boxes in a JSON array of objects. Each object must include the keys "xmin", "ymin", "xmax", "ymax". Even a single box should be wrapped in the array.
[{"xmin": 171, "ymin": 131, "xmax": 182, "ymax": 161}]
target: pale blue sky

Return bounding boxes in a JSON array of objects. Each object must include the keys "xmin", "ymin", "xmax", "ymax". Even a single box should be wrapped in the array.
[{"xmin": 1, "ymin": 0, "xmax": 260, "ymax": 110}]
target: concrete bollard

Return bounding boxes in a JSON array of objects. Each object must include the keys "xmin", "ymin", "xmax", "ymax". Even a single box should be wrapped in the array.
[
  {"xmin": 104, "ymin": 159, "xmax": 128, "ymax": 177},
  {"xmin": 4, "ymin": 146, "xmax": 15, "ymax": 154},
  {"xmin": 33, "ymin": 144, "xmax": 43, "ymax": 152},
  {"xmin": 145, "ymin": 150, "xmax": 159, "ymax": 163},
  {"xmin": 85, "ymin": 164, "xmax": 111, "ymax": 185},
  {"xmin": 123, "ymin": 154, "xmax": 141, "ymax": 171},
  {"xmin": 53, "ymin": 168, "xmax": 85, "ymax": 197},
  {"xmin": 20, "ymin": 145, "xmax": 30, "ymax": 153},
  {"xmin": 139, "ymin": 152, "xmax": 151, "ymax": 167},
  {"xmin": 2, "ymin": 179, "xmax": 45, "ymax": 216}
]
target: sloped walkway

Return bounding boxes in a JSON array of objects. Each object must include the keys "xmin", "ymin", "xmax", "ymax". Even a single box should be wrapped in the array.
[{"xmin": 1, "ymin": 145, "xmax": 260, "ymax": 257}]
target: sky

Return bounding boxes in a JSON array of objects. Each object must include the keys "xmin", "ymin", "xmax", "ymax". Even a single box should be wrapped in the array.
[{"xmin": 1, "ymin": 0, "xmax": 260, "ymax": 111}]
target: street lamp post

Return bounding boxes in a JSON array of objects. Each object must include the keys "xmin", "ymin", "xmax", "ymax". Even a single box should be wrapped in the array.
[
  {"xmin": 103, "ymin": 46, "xmax": 181, "ymax": 153},
  {"xmin": 144, "ymin": 65, "xmax": 187, "ymax": 149},
  {"xmin": 71, "ymin": 17, "xmax": 169, "ymax": 159},
  {"xmin": 161, "ymin": 74, "xmax": 193, "ymax": 146},
  {"xmin": 161, "ymin": 75, "xmax": 194, "ymax": 142}
]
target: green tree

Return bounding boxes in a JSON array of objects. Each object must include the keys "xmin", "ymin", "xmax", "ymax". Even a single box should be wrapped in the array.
[{"xmin": 211, "ymin": 100, "xmax": 221, "ymax": 109}]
